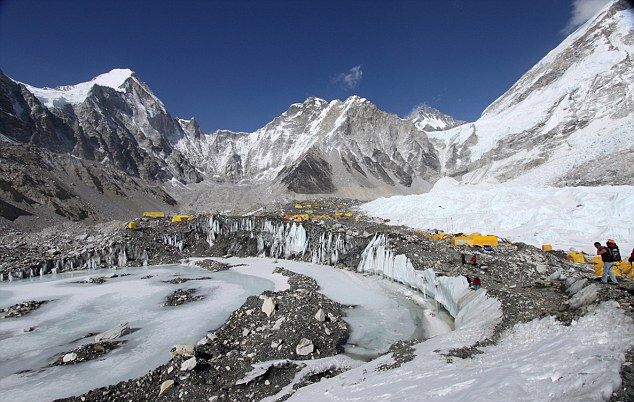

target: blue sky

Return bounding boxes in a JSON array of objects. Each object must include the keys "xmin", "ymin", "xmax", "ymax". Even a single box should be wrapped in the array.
[{"xmin": 0, "ymin": 0, "xmax": 610, "ymax": 133}]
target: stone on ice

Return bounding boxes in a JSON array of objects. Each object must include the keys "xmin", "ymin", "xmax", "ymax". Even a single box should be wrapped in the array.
[
  {"xmin": 94, "ymin": 322, "xmax": 130, "ymax": 342},
  {"xmin": 170, "ymin": 344, "xmax": 195, "ymax": 358},
  {"xmin": 62, "ymin": 352, "xmax": 77, "ymax": 363},
  {"xmin": 180, "ymin": 357, "xmax": 197, "ymax": 371},
  {"xmin": 158, "ymin": 380, "xmax": 174, "ymax": 397}
]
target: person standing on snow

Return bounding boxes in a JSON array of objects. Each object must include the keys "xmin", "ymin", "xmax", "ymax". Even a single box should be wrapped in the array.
[{"xmin": 594, "ymin": 241, "xmax": 617, "ymax": 284}]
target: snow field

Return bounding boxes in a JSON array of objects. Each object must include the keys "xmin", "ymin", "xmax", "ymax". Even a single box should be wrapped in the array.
[
  {"xmin": 22, "ymin": 69, "xmax": 133, "ymax": 108},
  {"xmin": 361, "ymin": 180, "xmax": 634, "ymax": 254}
]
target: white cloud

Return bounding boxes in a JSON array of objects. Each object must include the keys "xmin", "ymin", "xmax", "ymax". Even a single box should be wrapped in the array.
[
  {"xmin": 333, "ymin": 65, "xmax": 363, "ymax": 90},
  {"xmin": 563, "ymin": 0, "xmax": 613, "ymax": 33}
]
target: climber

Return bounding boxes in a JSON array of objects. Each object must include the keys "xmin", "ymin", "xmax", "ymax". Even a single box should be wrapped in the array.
[
  {"xmin": 606, "ymin": 239, "xmax": 622, "ymax": 262},
  {"xmin": 470, "ymin": 254, "xmax": 479, "ymax": 267},
  {"xmin": 471, "ymin": 276, "xmax": 481, "ymax": 290},
  {"xmin": 594, "ymin": 241, "xmax": 617, "ymax": 284},
  {"xmin": 461, "ymin": 253, "xmax": 467, "ymax": 265},
  {"xmin": 629, "ymin": 248, "xmax": 634, "ymax": 264}
]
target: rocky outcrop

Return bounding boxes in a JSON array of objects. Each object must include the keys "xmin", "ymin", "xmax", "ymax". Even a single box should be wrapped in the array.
[
  {"xmin": 1, "ymin": 69, "xmax": 201, "ymax": 184},
  {"xmin": 0, "ymin": 142, "xmax": 176, "ymax": 228}
]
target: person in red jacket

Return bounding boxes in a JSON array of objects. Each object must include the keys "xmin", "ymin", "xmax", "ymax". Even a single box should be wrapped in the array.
[
  {"xmin": 629, "ymin": 248, "xmax": 634, "ymax": 264},
  {"xmin": 471, "ymin": 277, "xmax": 481, "ymax": 290}
]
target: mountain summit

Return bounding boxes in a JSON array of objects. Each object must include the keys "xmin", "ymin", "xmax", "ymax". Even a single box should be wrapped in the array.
[{"xmin": 407, "ymin": 104, "xmax": 466, "ymax": 131}]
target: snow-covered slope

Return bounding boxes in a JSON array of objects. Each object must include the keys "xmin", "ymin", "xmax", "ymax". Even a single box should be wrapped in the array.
[
  {"xmin": 407, "ymin": 104, "xmax": 466, "ymax": 132},
  {"xmin": 432, "ymin": 0, "xmax": 633, "ymax": 186},
  {"xmin": 22, "ymin": 69, "xmax": 133, "ymax": 108},
  {"xmin": 287, "ymin": 302, "xmax": 633, "ymax": 402},
  {"xmin": 360, "ymin": 178, "xmax": 634, "ymax": 253}
]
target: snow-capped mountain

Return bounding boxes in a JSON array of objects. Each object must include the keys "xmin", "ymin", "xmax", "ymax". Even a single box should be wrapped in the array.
[
  {"xmin": 1, "ymin": 68, "xmax": 201, "ymax": 183},
  {"xmin": 2, "ymin": 70, "xmax": 441, "ymax": 198},
  {"xmin": 2, "ymin": 0, "xmax": 632, "ymax": 220},
  {"xmin": 431, "ymin": 0, "xmax": 633, "ymax": 186},
  {"xmin": 407, "ymin": 104, "xmax": 466, "ymax": 132},
  {"xmin": 175, "ymin": 96, "xmax": 440, "ymax": 197}
]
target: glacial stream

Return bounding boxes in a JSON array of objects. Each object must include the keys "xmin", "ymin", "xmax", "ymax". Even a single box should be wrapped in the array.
[{"xmin": 0, "ymin": 259, "xmax": 443, "ymax": 401}]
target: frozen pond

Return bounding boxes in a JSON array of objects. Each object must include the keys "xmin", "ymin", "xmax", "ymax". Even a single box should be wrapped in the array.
[
  {"xmin": 223, "ymin": 257, "xmax": 452, "ymax": 359},
  {"xmin": 0, "ymin": 258, "xmax": 447, "ymax": 401},
  {"xmin": 0, "ymin": 264, "xmax": 274, "ymax": 401}
]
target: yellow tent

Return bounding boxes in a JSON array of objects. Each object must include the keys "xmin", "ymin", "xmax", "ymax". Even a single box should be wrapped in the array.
[
  {"xmin": 593, "ymin": 257, "xmax": 634, "ymax": 279},
  {"xmin": 142, "ymin": 211, "xmax": 165, "ymax": 218},
  {"xmin": 565, "ymin": 251, "xmax": 586, "ymax": 264},
  {"xmin": 428, "ymin": 233, "xmax": 449, "ymax": 241},
  {"xmin": 451, "ymin": 234, "xmax": 499, "ymax": 247},
  {"xmin": 171, "ymin": 215, "xmax": 193, "ymax": 222},
  {"xmin": 283, "ymin": 213, "xmax": 309, "ymax": 222},
  {"xmin": 127, "ymin": 221, "xmax": 138, "ymax": 229}
]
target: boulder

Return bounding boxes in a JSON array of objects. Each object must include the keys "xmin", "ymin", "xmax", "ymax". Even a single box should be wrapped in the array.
[
  {"xmin": 314, "ymin": 308, "xmax": 326, "ymax": 322},
  {"xmin": 62, "ymin": 352, "xmax": 77, "ymax": 363},
  {"xmin": 95, "ymin": 322, "xmax": 130, "ymax": 343},
  {"xmin": 262, "ymin": 297, "xmax": 276, "ymax": 317},
  {"xmin": 180, "ymin": 357, "xmax": 197, "ymax": 371},
  {"xmin": 272, "ymin": 316, "xmax": 286, "ymax": 330},
  {"xmin": 568, "ymin": 284, "xmax": 598, "ymax": 309},
  {"xmin": 566, "ymin": 278, "xmax": 588, "ymax": 295},
  {"xmin": 295, "ymin": 338, "xmax": 314, "ymax": 356},
  {"xmin": 158, "ymin": 380, "xmax": 175, "ymax": 397},
  {"xmin": 170, "ymin": 344, "xmax": 195, "ymax": 358}
]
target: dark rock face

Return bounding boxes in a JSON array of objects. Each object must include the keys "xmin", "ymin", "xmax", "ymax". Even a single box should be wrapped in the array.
[
  {"xmin": 0, "ymin": 72, "xmax": 76, "ymax": 152},
  {"xmin": 280, "ymin": 150, "xmax": 336, "ymax": 194}
]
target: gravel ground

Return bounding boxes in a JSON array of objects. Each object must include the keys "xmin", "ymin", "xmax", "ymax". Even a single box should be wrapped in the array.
[{"xmin": 52, "ymin": 342, "xmax": 125, "ymax": 366}]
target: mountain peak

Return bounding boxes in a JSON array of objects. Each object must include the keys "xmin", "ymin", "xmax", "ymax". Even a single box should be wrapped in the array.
[
  {"xmin": 407, "ymin": 104, "xmax": 466, "ymax": 131},
  {"xmin": 88, "ymin": 68, "xmax": 135, "ymax": 90},
  {"xmin": 20, "ymin": 68, "xmax": 137, "ymax": 108}
]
